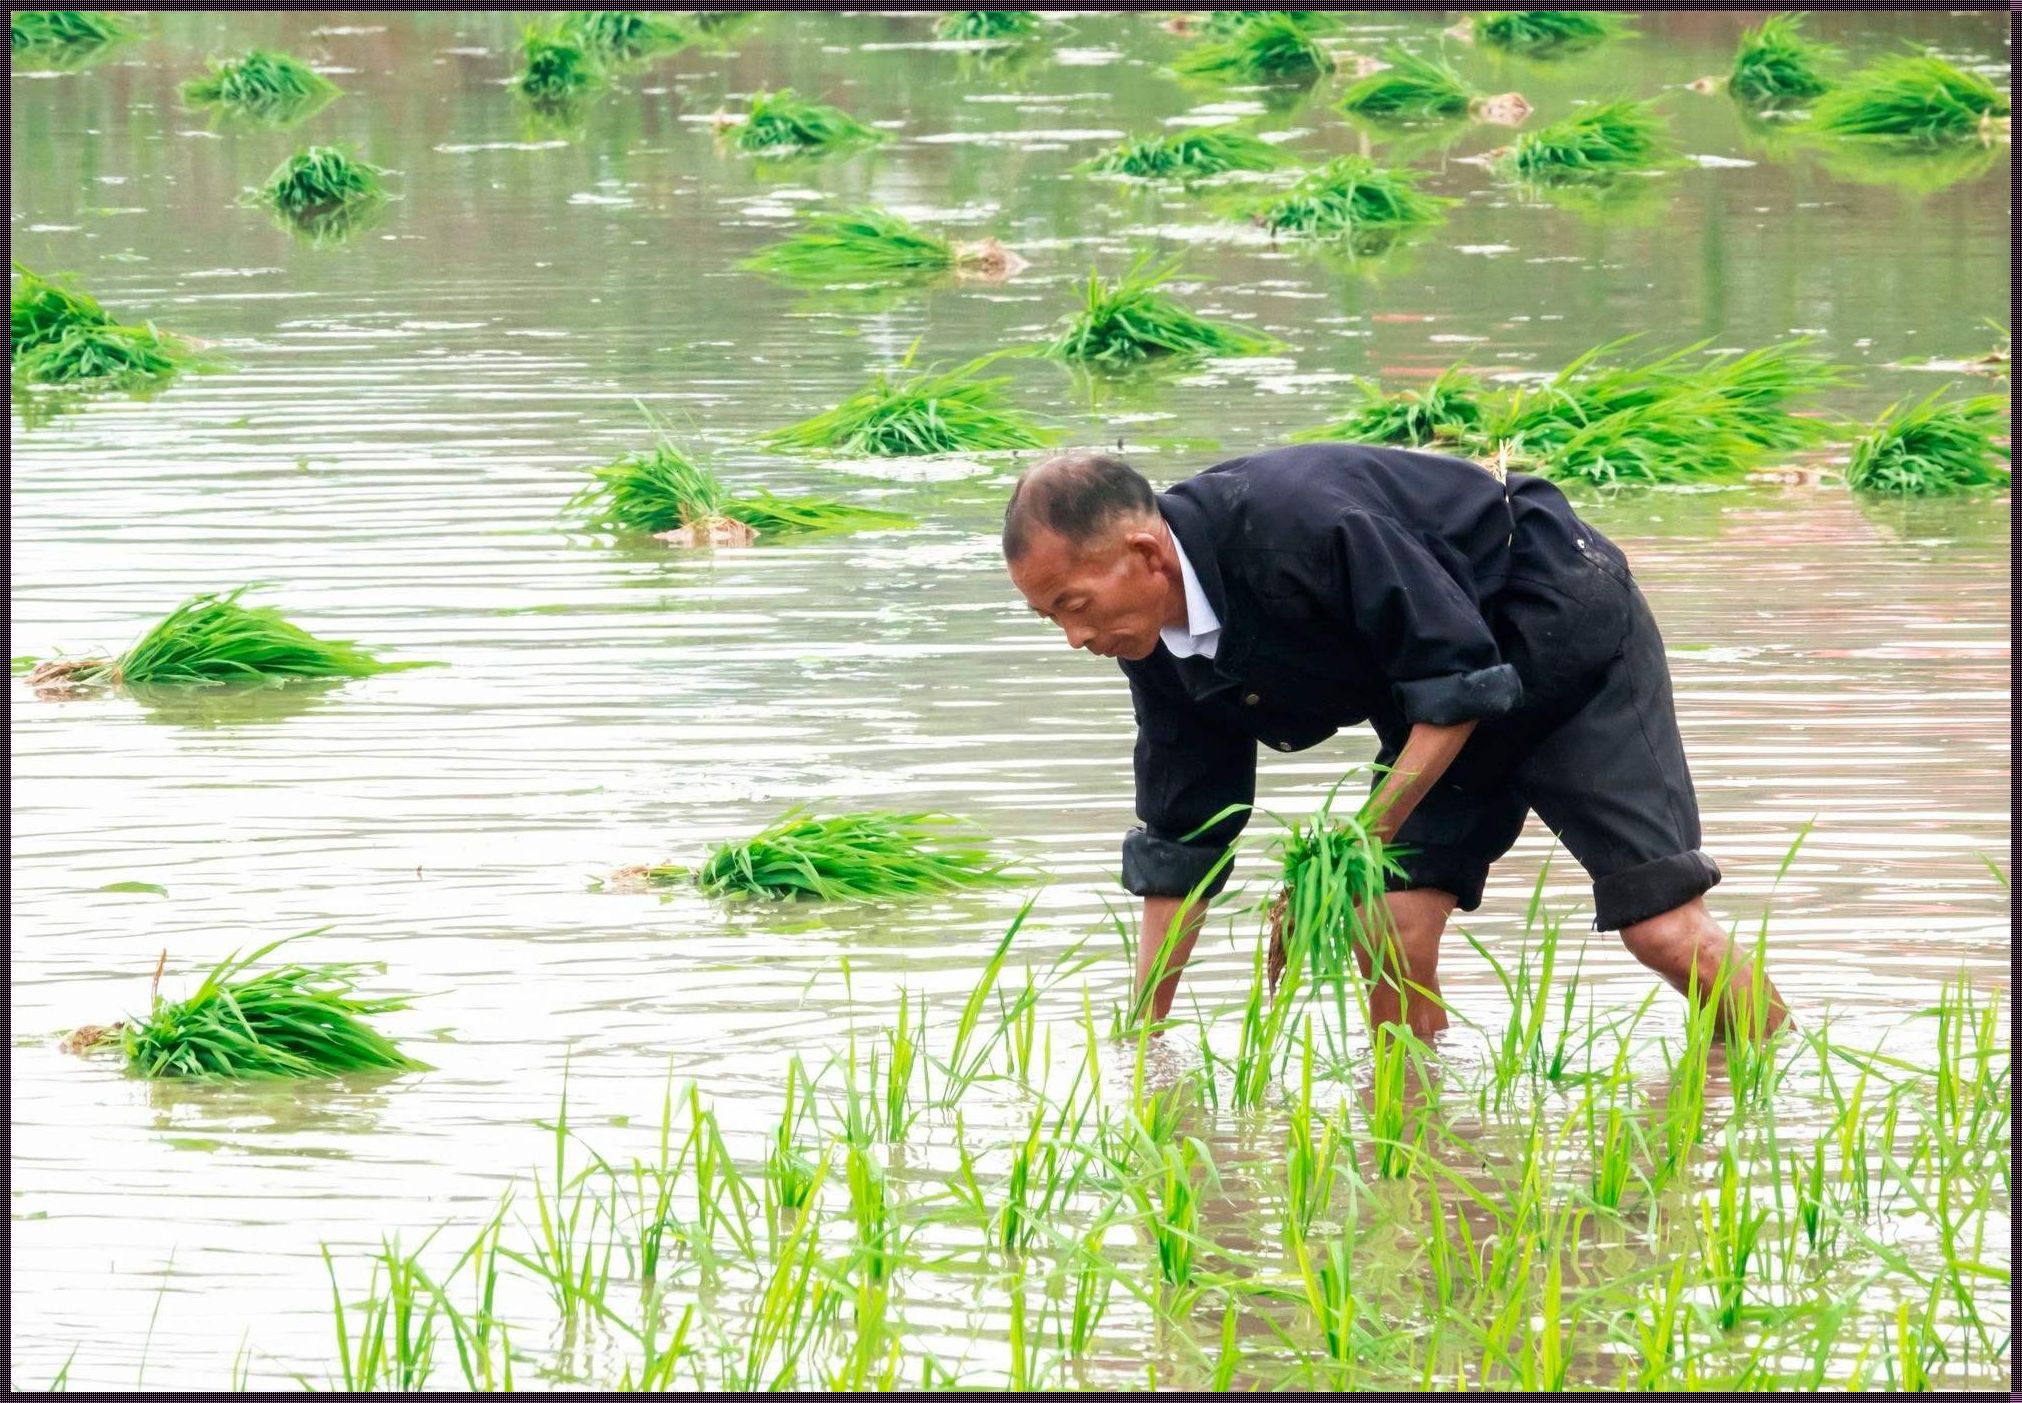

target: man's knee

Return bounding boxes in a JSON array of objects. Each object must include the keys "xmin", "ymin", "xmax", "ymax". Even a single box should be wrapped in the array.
[
  {"xmin": 1619, "ymin": 897, "xmax": 1719, "ymax": 975},
  {"xmin": 1384, "ymin": 887, "xmax": 1457, "ymax": 959}
]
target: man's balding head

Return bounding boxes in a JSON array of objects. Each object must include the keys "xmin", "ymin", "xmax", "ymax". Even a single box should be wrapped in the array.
[
  {"xmin": 1002, "ymin": 451, "xmax": 1158, "ymax": 564},
  {"xmin": 1003, "ymin": 450, "xmax": 1183, "ymax": 662}
]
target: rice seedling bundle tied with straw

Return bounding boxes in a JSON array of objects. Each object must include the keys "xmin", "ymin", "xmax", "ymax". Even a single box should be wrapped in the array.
[
  {"xmin": 1338, "ymin": 46, "xmax": 1478, "ymax": 121},
  {"xmin": 1247, "ymin": 155, "xmax": 1452, "ymax": 243},
  {"xmin": 254, "ymin": 146, "xmax": 388, "ymax": 214},
  {"xmin": 1726, "ymin": 13, "xmax": 1839, "ymax": 108},
  {"xmin": 516, "ymin": 24, "xmax": 604, "ymax": 102},
  {"xmin": 11, "ymin": 264, "xmax": 212, "ymax": 391},
  {"xmin": 25, "ymin": 587, "xmax": 432, "ymax": 691},
  {"xmin": 1177, "ymin": 11, "xmax": 1334, "ymax": 83},
  {"xmin": 1045, "ymin": 259, "xmax": 1278, "ymax": 368},
  {"xmin": 11, "ymin": 9, "xmax": 130, "ymax": 53},
  {"xmin": 763, "ymin": 346, "xmax": 1047, "ymax": 457},
  {"xmin": 1292, "ymin": 366, "xmax": 1488, "ymax": 447},
  {"xmin": 743, "ymin": 206, "xmax": 1025, "ymax": 283},
  {"xmin": 1473, "ymin": 10, "xmax": 1627, "ymax": 55},
  {"xmin": 1844, "ymin": 390, "xmax": 2010, "ymax": 496},
  {"xmin": 640, "ymin": 808, "xmax": 1016, "ymax": 902},
  {"xmin": 935, "ymin": 11, "xmax": 1041, "ymax": 42},
  {"xmin": 557, "ymin": 10, "xmax": 691, "ymax": 64},
  {"xmin": 569, "ymin": 424, "xmax": 914, "ymax": 545},
  {"xmin": 1809, "ymin": 53, "xmax": 2010, "ymax": 144},
  {"xmin": 734, "ymin": 89, "xmax": 883, "ymax": 155},
  {"xmin": 182, "ymin": 49, "xmax": 341, "ymax": 122},
  {"xmin": 64, "ymin": 935, "xmax": 428, "ymax": 1080},
  {"xmin": 1508, "ymin": 98, "xmax": 1675, "ymax": 180},
  {"xmin": 1086, "ymin": 125, "xmax": 1290, "ymax": 180}
]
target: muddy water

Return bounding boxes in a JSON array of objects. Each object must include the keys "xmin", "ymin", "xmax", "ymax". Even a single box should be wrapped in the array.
[{"xmin": 9, "ymin": 9, "xmax": 2009, "ymax": 1389}]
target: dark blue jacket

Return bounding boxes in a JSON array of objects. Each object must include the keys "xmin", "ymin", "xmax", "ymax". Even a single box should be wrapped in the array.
[{"xmin": 1120, "ymin": 441, "xmax": 1634, "ymax": 899}]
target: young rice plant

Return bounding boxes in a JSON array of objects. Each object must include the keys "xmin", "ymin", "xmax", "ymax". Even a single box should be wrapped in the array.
[
  {"xmin": 1727, "ymin": 13, "xmax": 1839, "ymax": 108},
  {"xmin": 1844, "ymin": 390, "xmax": 2010, "ymax": 496},
  {"xmin": 1086, "ymin": 126, "xmax": 1290, "ymax": 179},
  {"xmin": 1292, "ymin": 366, "xmax": 1489, "ymax": 447},
  {"xmin": 1247, "ymin": 155, "xmax": 1452, "ymax": 243},
  {"xmin": 1177, "ymin": 12, "xmax": 1334, "ymax": 83},
  {"xmin": 665, "ymin": 808, "xmax": 1016, "ymax": 902},
  {"xmin": 1808, "ymin": 52, "xmax": 2010, "ymax": 143},
  {"xmin": 743, "ymin": 206, "xmax": 1018, "ymax": 282},
  {"xmin": 1474, "ymin": 10, "xmax": 1626, "ymax": 55},
  {"xmin": 1044, "ymin": 259, "xmax": 1278, "ymax": 368},
  {"xmin": 182, "ymin": 49, "xmax": 340, "ymax": 122},
  {"xmin": 735, "ymin": 89, "xmax": 882, "ymax": 155},
  {"xmin": 762, "ymin": 347, "xmax": 1046, "ymax": 456},
  {"xmin": 1508, "ymin": 98, "xmax": 1675, "ymax": 179},
  {"xmin": 253, "ymin": 146, "xmax": 388, "ymax": 214}
]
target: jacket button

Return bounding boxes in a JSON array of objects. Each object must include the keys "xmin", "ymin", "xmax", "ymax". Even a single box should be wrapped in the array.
[{"xmin": 1243, "ymin": 692, "xmax": 1261, "ymax": 706}]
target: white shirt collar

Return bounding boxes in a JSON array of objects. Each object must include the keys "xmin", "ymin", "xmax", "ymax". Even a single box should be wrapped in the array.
[{"xmin": 1160, "ymin": 527, "xmax": 1221, "ymax": 660}]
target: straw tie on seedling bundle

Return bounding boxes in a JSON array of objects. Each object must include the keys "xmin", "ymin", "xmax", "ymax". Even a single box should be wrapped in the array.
[
  {"xmin": 763, "ymin": 343, "xmax": 1048, "ymax": 457},
  {"xmin": 625, "ymin": 808, "xmax": 1022, "ymax": 902},
  {"xmin": 11, "ymin": 264, "xmax": 219, "ymax": 393},
  {"xmin": 182, "ymin": 49, "xmax": 341, "ymax": 125},
  {"xmin": 569, "ymin": 408, "xmax": 915, "ymax": 546},
  {"xmin": 1338, "ymin": 46, "xmax": 1530, "ymax": 128},
  {"xmin": 743, "ymin": 206, "xmax": 1027, "ymax": 284},
  {"xmin": 24, "ymin": 586, "xmax": 436, "ymax": 692},
  {"xmin": 1044, "ymin": 257, "xmax": 1280, "ymax": 369},
  {"xmin": 62, "ymin": 934, "xmax": 429, "ymax": 1080}
]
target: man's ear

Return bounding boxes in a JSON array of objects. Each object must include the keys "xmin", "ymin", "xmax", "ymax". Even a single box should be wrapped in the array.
[{"xmin": 1121, "ymin": 527, "xmax": 1164, "ymax": 573}]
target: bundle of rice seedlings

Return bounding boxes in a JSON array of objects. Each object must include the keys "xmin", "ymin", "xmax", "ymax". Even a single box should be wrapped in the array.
[
  {"xmin": 1338, "ymin": 46, "xmax": 1475, "ymax": 120},
  {"xmin": 24, "ymin": 587, "xmax": 432, "ymax": 690},
  {"xmin": 10, "ymin": 9, "xmax": 129, "ymax": 52},
  {"xmin": 1808, "ymin": 53, "xmax": 2010, "ymax": 144},
  {"xmin": 66, "ymin": 936, "xmax": 428, "ymax": 1079},
  {"xmin": 935, "ymin": 10, "xmax": 1041, "ymax": 41},
  {"xmin": 1266, "ymin": 786, "xmax": 1408, "ymax": 989},
  {"xmin": 557, "ymin": 10, "xmax": 690, "ymax": 63},
  {"xmin": 1474, "ymin": 10, "xmax": 1625, "ymax": 55},
  {"xmin": 734, "ymin": 88, "xmax": 883, "ymax": 155},
  {"xmin": 1844, "ymin": 389, "xmax": 2010, "ymax": 496},
  {"xmin": 253, "ymin": 146, "xmax": 388, "ymax": 214},
  {"xmin": 1085, "ymin": 125, "xmax": 1290, "ymax": 179},
  {"xmin": 1291, "ymin": 366, "xmax": 1488, "ymax": 447},
  {"xmin": 1247, "ymin": 155, "xmax": 1452, "ymax": 242},
  {"xmin": 742, "ymin": 206, "xmax": 1024, "ymax": 283},
  {"xmin": 1177, "ymin": 12, "xmax": 1334, "ymax": 83},
  {"xmin": 1044, "ymin": 258, "xmax": 1278, "ymax": 368},
  {"xmin": 181, "ymin": 49, "xmax": 340, "ymax": 123},
  {"xmin": 763, "ymin": 347, "xmax": 1047, "ymax": 456},
  {"xmin": 1197, "ymin": 10, "xmax": 1332, "ymax": 36},
  {"xmin": 11, "ymin": 265, "xmax": 209, "ymax": 390},
  {"xmin": 515, "ymin": 24, "xmax": 604, "ymax": 103},
  {"xmin": 1726, "ymin": 13, "xmax": 1838, "ymax": 108},
  {"xmin": 568, "ymin": 432, "xmax": 915, "ymax": 543},
  {"xmin": 1508, "ymin": 98, "xmax": 1675, "ymax": 179},
  {"xmin": 667, "ymin": 808, "xmax": 1015, "ymax": 902}
]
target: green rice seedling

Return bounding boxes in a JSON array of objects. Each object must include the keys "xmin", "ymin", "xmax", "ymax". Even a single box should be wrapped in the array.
[
  {"xmin": 1583, "ymin": 1020, "xmax": 1647, "ymax": 1211},
  {"xmin": 1474, "ymin": 11, "xmax": 1625, "ymax": 55},
  {"xmin": 743, "ymin": 205, "xmax": 1020, "ymax": 283},
  {"xmin": 1247, "ymin": 155, "xmax": 1453, "ymax": 244},
  {"xmin": 1293, "ymin": 1234, "xmax": 1368, "ymax": 1381},
  {"xmin": 720, "ymin": 1180, "xmax": 842, "ymax": 1390},
  {"xmin": 1787, "ymin": 1134, "xmax": 1835, "ymax": 1254},
  {"xmin": 1085, "ymin": 125, "xmax": 1290, "ymax": 179},
  {"xmin": 1266, "ymin": 780, "xmax": 1408, "ymax": 993},
  {"xmin": 762, "ymin": 346, "xmax": 1047, "ymax": 457},
  {"xmin": 323, "ymin": 1236, "xmax": 449, "ymax": 1392},
  {"xmin": 936, "ymin": 10, "xmax": 1040, "ymax": 41},
  {"xmin": 687, "ymin": 807, "xmax": 1015, "ymax": 902},
  {"xmin": 1230, "ymin": 935, "xmax": 1303, "ymax": 1109},
  {"xmin": 27, "ymin": 586, "xmax": 430, "ymax": 690},
  {"xmin": 254, "ymin": 145, "xmax": 388, "ymax": 215},
  {"xmin": 845, "ymin": 1144, "xmax": 898, "ymax": 1285},
  {"xmin": 1844, "ymin": 389, "xmax": 2011, "ymax": 496},
  {"xmin": 1699, "ymin": 1132, "xmax": 1769, "ymax": 1329},
  {"xmin": 181, "ymin": 50, "xmax": 340, "ymax": 123},
  {"xmin": 1810, "ymin": 52, "xmax": 2009, "ymax": 143},
  {"xmin": 1508, "ymin": 98, "xmax": 1675, "ymax": 180},
  {"xmin": 1727, "ymin": 13, "xmax": 1838, "ymax": 108},
  {"xmin": 569, "ymin": 430, "xmax": 913, "ymax": 542},
  {"xmin": 1366, "ymin": 1022, "xmax": 1433, "ymax": 1179},
  {"xmin": 1651, "ymin": 962, "xmax": 1721, "ymax": 1189},
  {"xmin": 1198, "ymin": 10, "xmax": 1332, "ymax": 36},
  {"xmin": 1177, "ymin": 12, "xmax": 1334, "ymax": 83},
  {"xmin": 1626, "ymin": 1258, "xmax": 1689, "ymax": 1389},
  {"xmin": 515, "ymin": 24, "xmax": 604, "ymax": 103},
  {"xmin": 1338, "ymin": 46, "xmax": 1475, "ymax": 121},
  {"xmin": 11, "ymin": 263, "xmax": 109, "ymax": 360},
  {"xmin": 765, "ymin": 1058, "xmax": 820, "ymax": 1226},
  {"xmin": 1459, "ymin": 868, "xmax": 1573, "ymax": 1106},
  {"xmin": 735, "ymin": 88, "xmax": 882, "ymax": 155},
  {"xmin": 558, "ymin": 11, "xmax": 690, "ymax": 64},
  {"xmin": 11, "ymin": 9, "xmax": 130, "ymax": 52},
  {"xmin": 1139, "ymin": 1136, "xmax": 1212, "ymax": 1295},
  {"xmin": 108, "ymin": 932, "xmax": 427, "ymax": 1080},
  {"xmin": 1044, "ymin": 258, "xmax": 1278, "ymax": 369},
  {"xmin": 11, "ymin": 319, "xmax": 198, "ymax": 390},
  {"xmin": 1282, "ymin": 1029, "xmax": 1347, "ymax": 1240}
]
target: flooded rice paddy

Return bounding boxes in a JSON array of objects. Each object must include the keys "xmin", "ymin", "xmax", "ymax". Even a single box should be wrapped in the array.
[{"xmin": 9, "ymin": 8, "xmax": 2011, "ymax": 1391}]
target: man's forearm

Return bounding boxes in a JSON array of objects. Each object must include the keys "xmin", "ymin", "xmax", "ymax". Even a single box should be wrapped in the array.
[
  {"xmin": 1135, "ymin": 893, "xmax": 1208, "ymax": 1026},
  {"xmin": 1365, "ymin": 719, "xmax": 1477, "ymax": 840}
]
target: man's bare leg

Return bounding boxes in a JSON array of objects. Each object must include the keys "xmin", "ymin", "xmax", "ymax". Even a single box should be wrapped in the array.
[
  {"xmin": 1619, "ymin": 895, "xmax": 1790, "ymax": 1039},
  {"xmin": 1351, "ymin": 887, "xmax": 1456, "ymax": 1041},
  {"xmin": 1137, "ymin": 894, "xmax": 1208, "ymax": 1026}
]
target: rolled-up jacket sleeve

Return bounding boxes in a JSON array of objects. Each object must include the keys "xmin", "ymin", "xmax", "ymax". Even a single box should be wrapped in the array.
[
  {"xmin": 1337, "ymin": 510, "xmax": 1523, "ymax": 726},
  {"xmin": 1122, "ymin": 670, "xmax": 1255, "ymax": 900}
]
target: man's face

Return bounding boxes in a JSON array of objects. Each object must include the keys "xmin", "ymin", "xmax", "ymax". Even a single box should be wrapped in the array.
[{"xmin": 1009, "ymin": 523, "xmax": 1172, "ymax": 661}]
